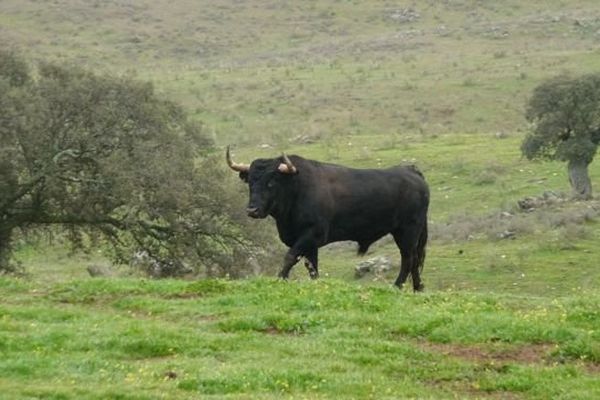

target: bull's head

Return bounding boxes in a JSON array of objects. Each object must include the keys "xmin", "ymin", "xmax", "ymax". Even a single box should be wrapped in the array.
[{"xmin": 226, "ymin": 146, "xmax": 298, "ymax": 218}]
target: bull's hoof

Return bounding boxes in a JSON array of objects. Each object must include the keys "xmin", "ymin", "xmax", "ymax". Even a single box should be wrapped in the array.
[
  {"xmin": 393, "ymin": 282, "xmax": 424, "ymax": 292},
  {"xmin": 308, "ymin": 271, "xmax": 319, "ymax": 280},
  {"xmin": 278, "ymin": 272, "xmax": 289, "ymax": 280}
]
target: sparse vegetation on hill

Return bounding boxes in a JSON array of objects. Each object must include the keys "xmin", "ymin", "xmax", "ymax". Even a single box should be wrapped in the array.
[{"xmin": 2, "ymin": 1, "xmax": 600, "ymax": 143}]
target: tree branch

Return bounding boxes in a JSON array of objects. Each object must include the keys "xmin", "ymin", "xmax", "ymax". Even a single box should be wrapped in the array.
[{"xmin": 0, "ymin": 175, "xmax": 45, "ymax": 213}]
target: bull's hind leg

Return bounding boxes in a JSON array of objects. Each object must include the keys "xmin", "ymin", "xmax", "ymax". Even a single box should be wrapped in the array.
[
  {"xmin": 410, "ymin": 259, "xmax": 424, "ymax": 292},
  {"xmin": 394, "ymin": 244, "xmax": 413, "ymax": 290},
  {"xmin": 392, "ymin": 226, "xmax": 424, "ymax": 292}
]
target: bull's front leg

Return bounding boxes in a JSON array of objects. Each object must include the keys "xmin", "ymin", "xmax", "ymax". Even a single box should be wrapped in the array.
[
  {"xmin": 303, "ymin": 247, "xmax": 319, "ymax": 279},
  {"xmin": 278, "ymin": 251, "xmax": 301, "ymax": 279},
  {"xmin": 278, "ymin": 232, "xmax": 319, "ymax": 280}
]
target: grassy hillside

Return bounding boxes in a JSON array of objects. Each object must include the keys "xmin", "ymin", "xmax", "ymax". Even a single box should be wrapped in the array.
[
  {"xmin": 5, "ymin": 132, "xmax": 600, "ymax": 399},
  {"xmin": 12, "ymin": 132, "xmax": 600, "ymax": 296},
  {"xmin": 2, "ymin": 1, "xmax": 600, "ymax": 398},
  {"xmin": 2, "ymin": 1, "xmax": 600, "ymax": 143},
  {"xmin": 1, "ymin": 277, "xmax": 599, "ymax": 399},
  {"xmin": 229, "ymin": 133, "xmax": 600, "ymax": 295}
]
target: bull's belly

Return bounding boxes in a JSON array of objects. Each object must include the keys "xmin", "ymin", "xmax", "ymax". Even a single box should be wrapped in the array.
[{"xmin": 327, "ymin": 219, "xmax": 396, "ymax": 244}]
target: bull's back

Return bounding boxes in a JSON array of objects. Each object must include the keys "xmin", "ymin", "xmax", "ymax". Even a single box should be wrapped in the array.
[{"xmin": 319, "ymin": 165, "xmax": 428, "ymax": 243}]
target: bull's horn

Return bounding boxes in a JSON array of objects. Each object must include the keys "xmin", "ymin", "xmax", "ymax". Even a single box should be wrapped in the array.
[
  {"xmin": 278, "ymin": 153, "xmax": 298, "ymax": 174},
  {"xmin": 226, "ymin": 145, "xmax": 250, "ymax": 172}
]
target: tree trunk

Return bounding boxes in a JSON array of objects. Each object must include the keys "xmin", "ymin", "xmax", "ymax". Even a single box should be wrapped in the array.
[
  {"xmin": 0, "ymin": 227, "xmax": 14, "ymax": 273},
  {"xmin": 568, "ymin": 159, "xmax": 593, "ymax": 200}
]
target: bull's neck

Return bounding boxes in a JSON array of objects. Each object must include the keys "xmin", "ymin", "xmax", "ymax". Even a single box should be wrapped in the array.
[
  {"xmin": 269, "ymin": 180, "xmax": 299, "ymax": 221},
  {"xmin": 270, "ymin": 197, "xmax": 294, "ymax": 221}
]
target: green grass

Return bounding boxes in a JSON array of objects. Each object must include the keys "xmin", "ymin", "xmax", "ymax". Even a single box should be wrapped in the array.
[
  {"xmin": 1, "ymin": 277, "xmax": 599, "ymax": 399},
  {"xmin": 6, "ymin": 90, "xmax": 600, "ymax": 400},
  {"xmin": 0, "ymin": 278, "xmax": 600, "ymax": 398}
]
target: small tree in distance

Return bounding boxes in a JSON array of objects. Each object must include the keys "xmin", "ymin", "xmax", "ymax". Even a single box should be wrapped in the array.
[
  {"xmin": 0, "ymin": 50, "xmax": 263, "ymax": 275},
  {"xmin": 522, "ymin": 74, "xmax": 600, "ymax": 200}
]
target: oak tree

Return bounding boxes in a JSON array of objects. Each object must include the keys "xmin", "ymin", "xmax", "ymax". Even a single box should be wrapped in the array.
[
  {"xmin": 522, "ymin": 74, "xmax": 600, "ymax": 200},
  {"xmin": 0, "ymin": 50, "xmax": 259, "ymax": 275}
]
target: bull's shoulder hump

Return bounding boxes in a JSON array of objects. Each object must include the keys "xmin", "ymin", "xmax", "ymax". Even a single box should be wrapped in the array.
[{"xmin": 289, "ymin": 157, "xmax": 425, "ymax": 179}]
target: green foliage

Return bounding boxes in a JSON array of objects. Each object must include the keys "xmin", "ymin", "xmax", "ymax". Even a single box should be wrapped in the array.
[
  {"xmin": 0, "ymin": 51, "xmax": 261, "ymax": 276},
  {"xmin": 521, "ymin": 73, "xmax": 600, "ymax": 198},
  {"xmin": 0, "ymin": 49, "xmax": 29, "ymax": 87},
  {"xmin": 522, "ymin": 74, "xmax": 600, "ymax": 164}
]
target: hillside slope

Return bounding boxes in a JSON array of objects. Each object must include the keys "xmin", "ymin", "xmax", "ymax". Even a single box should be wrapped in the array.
[{"xmin": 2, "ymin": 1, "xmax": 600, "ymax": 142}]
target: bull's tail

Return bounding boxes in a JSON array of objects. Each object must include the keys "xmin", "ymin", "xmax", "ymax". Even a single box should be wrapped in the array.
[{"xmin": 415, "ymin": 221, "xmax": 427, "ymax": 276}]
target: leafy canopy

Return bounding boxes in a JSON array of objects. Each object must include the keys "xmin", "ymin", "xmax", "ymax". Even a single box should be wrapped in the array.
[
  {"xmin": 522, "ymin": 73, "xmax": 600, "ymax": 164},
  {"xmin": 0, "ymin": 50, "xmax": 258, "ymax": 275}
]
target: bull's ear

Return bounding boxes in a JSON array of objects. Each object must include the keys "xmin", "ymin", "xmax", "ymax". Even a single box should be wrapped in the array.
[{"xmin": 239, "ymin": 171, "xmax": 249, "ymax": 182}]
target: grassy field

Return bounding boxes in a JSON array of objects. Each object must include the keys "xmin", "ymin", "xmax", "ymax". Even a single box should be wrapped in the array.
[
  {"xmin": 2, "ymin": 0, "xmax": 600, "ymax": 398},
  {"xmin": 1, "ymin": 274, "xmax": 599, "ymax": 399},
  {"xmin": 4, "ymin": 133, "xmax": 600, "ymax": 399}
]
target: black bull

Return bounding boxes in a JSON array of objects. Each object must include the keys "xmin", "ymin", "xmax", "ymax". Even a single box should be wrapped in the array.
[{"xmin": 226, "ymin": 147, "xmax": 430, "ymax": 291}]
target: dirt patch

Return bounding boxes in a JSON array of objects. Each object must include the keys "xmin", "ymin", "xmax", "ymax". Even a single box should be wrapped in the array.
[
  {"xmin": 420, "ymin": 341, "xmax": 554, "ymax": 365},
  {"xmin": 432, "ymin": 381, "xmax": 523, "ymax": 400},
  {"xmin": 261, "ymin": 326, "xmax": 284, "ymax": 335},
  {"xmin": 422, "ymin": 342, "xmax": 550, "ymax": 399},
  {"xmin": 166, "ymin": 292, "xmax": 205, "ymax": 299},
  {"xmin": 577, "ymin": 361, "xmax": 600, "ymax": 375},
  {"xmin": 259, "ymin": 326, "xmax": 305, "ymax": 336},
  {"xmin": 196, "ymin": 314, "xmax": 220, "ymax": 322},
  {"xmin": 423, "ymin": 341, "xmax": 599, "ymax": 398},
  {"xmin": 422, "ymin": 341, "xmax": 600, "ymax": 374}
]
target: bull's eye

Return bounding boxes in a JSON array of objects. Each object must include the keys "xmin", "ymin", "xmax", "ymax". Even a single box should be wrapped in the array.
[{"xmin": 267, "ymin": 180, "xmax": 276, "ymax": 188}]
